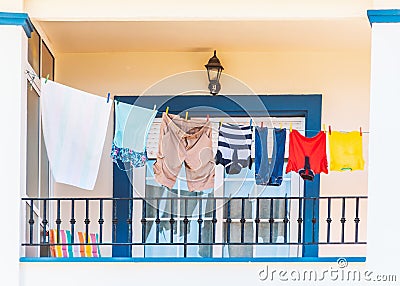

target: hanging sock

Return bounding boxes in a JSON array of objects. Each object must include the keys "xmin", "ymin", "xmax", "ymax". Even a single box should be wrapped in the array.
[
  {"xmin": 40, "ymin": 79, "xmax": 112, "ymax": 190},
  {"xmin": 286, "ymin": 129, "xmax": 328, "ymax": 180},
  {"xmin": 328, "ymin": 131, "xmax": 365, "ymax": 171},
  {"xmin": 111, "ymin": 101, "xmax": 157, "ymax": 168}
]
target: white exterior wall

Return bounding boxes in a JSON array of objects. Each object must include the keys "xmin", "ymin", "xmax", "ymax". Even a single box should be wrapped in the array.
[
  {"xmin": 367, "ymin": 22, "xmax": 400, "ymax": 272},
  {"xmin": 21, "ymin": 261, "xmax": 379, "ymax": 286},
  {"xmin": 0, "ymin": 22, "xmax": 27, "ymax": 286}
]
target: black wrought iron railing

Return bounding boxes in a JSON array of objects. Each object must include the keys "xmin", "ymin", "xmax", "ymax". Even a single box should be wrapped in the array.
[{"xmin": 22, "ymin": 196, "xmax": 367, "ymax": 258}]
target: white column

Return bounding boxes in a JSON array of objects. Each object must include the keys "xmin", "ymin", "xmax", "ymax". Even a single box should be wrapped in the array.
[
  {"xmin": 367, "ymin": 14, "xmax": 400, "ymax": 273},
  {"xmin": 0, "ymin": 5, "xmax": 28, "ymax": 286}
]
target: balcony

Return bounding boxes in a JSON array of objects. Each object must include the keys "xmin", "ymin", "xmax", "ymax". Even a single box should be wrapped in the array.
[{"xmin": 22, "ymin": 195, "xmax": 367, "ymax": 261}]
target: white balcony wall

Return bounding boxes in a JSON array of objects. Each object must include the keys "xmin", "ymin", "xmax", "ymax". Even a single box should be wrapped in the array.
[{"xmin": 21, "ymin": 261, "xmax": 373, "ymax": 286}]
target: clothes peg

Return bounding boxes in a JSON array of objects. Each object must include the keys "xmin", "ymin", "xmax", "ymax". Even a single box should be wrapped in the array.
[
  {"xmin": 185, "ymin": 111, "xmax": 189, "ymax": 120},
  {"xmin": 45, "ymin": 74, "xmax": 49, "ymax": 84},
  {"xmin": 219, "ymin": 119, "xmax": 223, "ymax": 127},
  {"xmin": 249, "ymin": 119, "xmax": 252, "ymax": 127},
  {"xmin": 328, "ymin": 125, "xmax": 332, "ymax": 135},
  {"xmin": 153, "ymin": 104, "xmax": 157, "ymax": 111},
  {"xmin": 107, "ymin": 92, "xmax": 110, "ymax": 103},
  {"xmin": 165, "ymin": 106, "xmax": 169, "ymax": 115},
  {"xmin": 206, "ymin": 114, "xmax": 210, "ymax": 121},
  {"xmin": 360, "ymin": 127, "xmax": 362, "ymax": 136},
  {"xmin": 323, "ymin": 124, "xmax": 326, "ymax": 133},
  {"xmin": 261, "ymin": 122, "xmax": 264, "ymax": 128},
  {"xmin": 279, "ymin": 122, "xmax": 282, "ymax": 129},
  {"xmin": 289, "ymin": 123, "xmax": 292, "ymax": 133}
]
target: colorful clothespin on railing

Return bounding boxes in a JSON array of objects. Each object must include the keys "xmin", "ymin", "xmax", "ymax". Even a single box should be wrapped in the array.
[
  {"xmin": 360, "ymin": 127, "xmax": 362, "ymax": 136},
  {"xmin": 107, "ymin": 92, "xmax": 111, "ymax": 103},
  {"xmin": 323, "ymin": 124, "xmax": 326, "ymax": 133},
  {"xmin": 185, "ymin": 111, "xmax": 189, "ymax": 120},
  {"xmin": 279, "ymin": 122, "xmax": 282, "ymax": 129},
  {"xmin": 261, "ymin": 122, "xmax": 264, "ymax": 128},
  {"xmin": 165, "ymin": 106, "xmax": 169, "ymax": 115},
  {"xmin": 153, "ymin": 105, "xmax": 157, "ymax": 111},
  {"xmin": 206, "ymin": 114, "xmax": 210, "ymax": 121},
  {"xmin": 219, "ymin": 119, "xmax": 223, "ymax": 128},
  {"xmin": 289, "ymin": 123, "xmax": 292, "ymax": 133},
  {"xmin": 45, "ymin": 74, "xmax": 49, "ymax": 84},
  {"xmin": 328, "ymin": 125, "xmax": 332, "ymax": 135}
]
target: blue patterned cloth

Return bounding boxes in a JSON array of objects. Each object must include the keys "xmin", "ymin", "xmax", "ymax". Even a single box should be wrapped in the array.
[{"xmin": 110, "ymin": 143, "xmax": 147, "ymax": 168}]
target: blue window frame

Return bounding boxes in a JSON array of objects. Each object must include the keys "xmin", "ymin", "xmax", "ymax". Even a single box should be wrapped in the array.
[{"xmin": 112, "ymin": 94, "xmax": 322, "ymax": 258}]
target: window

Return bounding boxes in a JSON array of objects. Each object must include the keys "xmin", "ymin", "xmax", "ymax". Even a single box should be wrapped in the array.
[
  {"xmin": 41, "ymin": 40, "xmax": 54, "ymax": 80},
  {"xmin": 113, "ymin": 94, "xmax": 324, "ymax": 258},
  {"xmin": 131, "ymin": 116, "xmax": 305, "ymax": 258},
  {"xmin": 28, "ymin": 26, "xmax": 40, "ymax": 76},
  {"xmin": 140, "ymin": 160, "xmax": 213, "ymax": 257}
]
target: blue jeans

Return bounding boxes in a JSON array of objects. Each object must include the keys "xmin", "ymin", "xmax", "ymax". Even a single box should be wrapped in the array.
[{"xmin": 255, "ymin": 127, "xmax": 286, "ymax": 186}]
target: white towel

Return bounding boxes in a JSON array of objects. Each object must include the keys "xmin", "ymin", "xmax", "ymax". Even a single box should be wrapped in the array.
[{"xmin": 40, "ymin": 79, "xmax": 112, "ymax": 190}]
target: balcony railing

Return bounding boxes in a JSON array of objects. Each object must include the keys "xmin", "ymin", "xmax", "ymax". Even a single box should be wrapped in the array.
[{"xmin": 22, "ymin": 196, "xmax": 367, "ymax": 259}]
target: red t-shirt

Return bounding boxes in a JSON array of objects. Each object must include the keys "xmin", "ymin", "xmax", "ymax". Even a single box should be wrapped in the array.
[{"xmin": 286, "ymin": 130, "xmax": 328, "ymax": 175}]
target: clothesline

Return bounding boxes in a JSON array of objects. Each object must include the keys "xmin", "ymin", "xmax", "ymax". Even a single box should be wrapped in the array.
[{"xmin": 150, "ymin": 109, "xmax": 370, "ymax": 134}]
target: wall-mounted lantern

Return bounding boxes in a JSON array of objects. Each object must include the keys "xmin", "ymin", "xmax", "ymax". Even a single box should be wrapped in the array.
[{"xmin": 205, "ymin": 50, "xmax": 224, "ymax": 95}]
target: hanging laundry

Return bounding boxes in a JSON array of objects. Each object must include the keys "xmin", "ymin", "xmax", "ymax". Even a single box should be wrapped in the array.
[
  {"xmin": 153, "ymin": 113, "xmax": 214, "ymax": 192},
  {"xmin": 40, "ymin": 79, "xmax": 112, "ymax": 190},
  {"xmin": 215, "ymin": 123, "xmax": 252, "ymax": 175},
  {"xmin": 328, "ymin": 131, "xmax": 364, "ymax": 171},
  {"xmin": 286, "ymin": 129, "xmax": 328, "ymax": 181},
  {"xmin": 254, "ymin": 127, "xmax": 286, "ymax": 186},
  {"xmin": 110, "ymin": 101, "xmax": 156, "ymax": 168}
]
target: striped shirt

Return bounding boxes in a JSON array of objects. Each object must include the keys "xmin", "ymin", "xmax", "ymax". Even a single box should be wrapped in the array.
[{"xmin": 215, "ymin": 123, "xmax": 253, "ymax": 174}]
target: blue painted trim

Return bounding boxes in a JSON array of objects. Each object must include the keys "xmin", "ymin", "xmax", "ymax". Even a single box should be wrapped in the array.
[
  {"xmin": 113, "ymin": 94, "xmax": 322, "ymax": 258},
  {"xmin": 112, "ymin": 108, "xmax": 133, "ymax": 257},
  {"xmin": 367, "ymin": 9, "xmax": 400, "ymax": 25},
  {"xmin": 20, "ymin": 257, "xmax": 366, "ymax": 263},
  {"xmin": 0, "ymin": 11, "xmax": 34, "ymax": 37}
]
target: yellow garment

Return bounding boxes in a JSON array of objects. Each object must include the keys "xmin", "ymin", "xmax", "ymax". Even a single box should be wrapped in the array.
[{"xmin": 329, "ymin": 131, "xmax": 364, "ymax": 171}]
